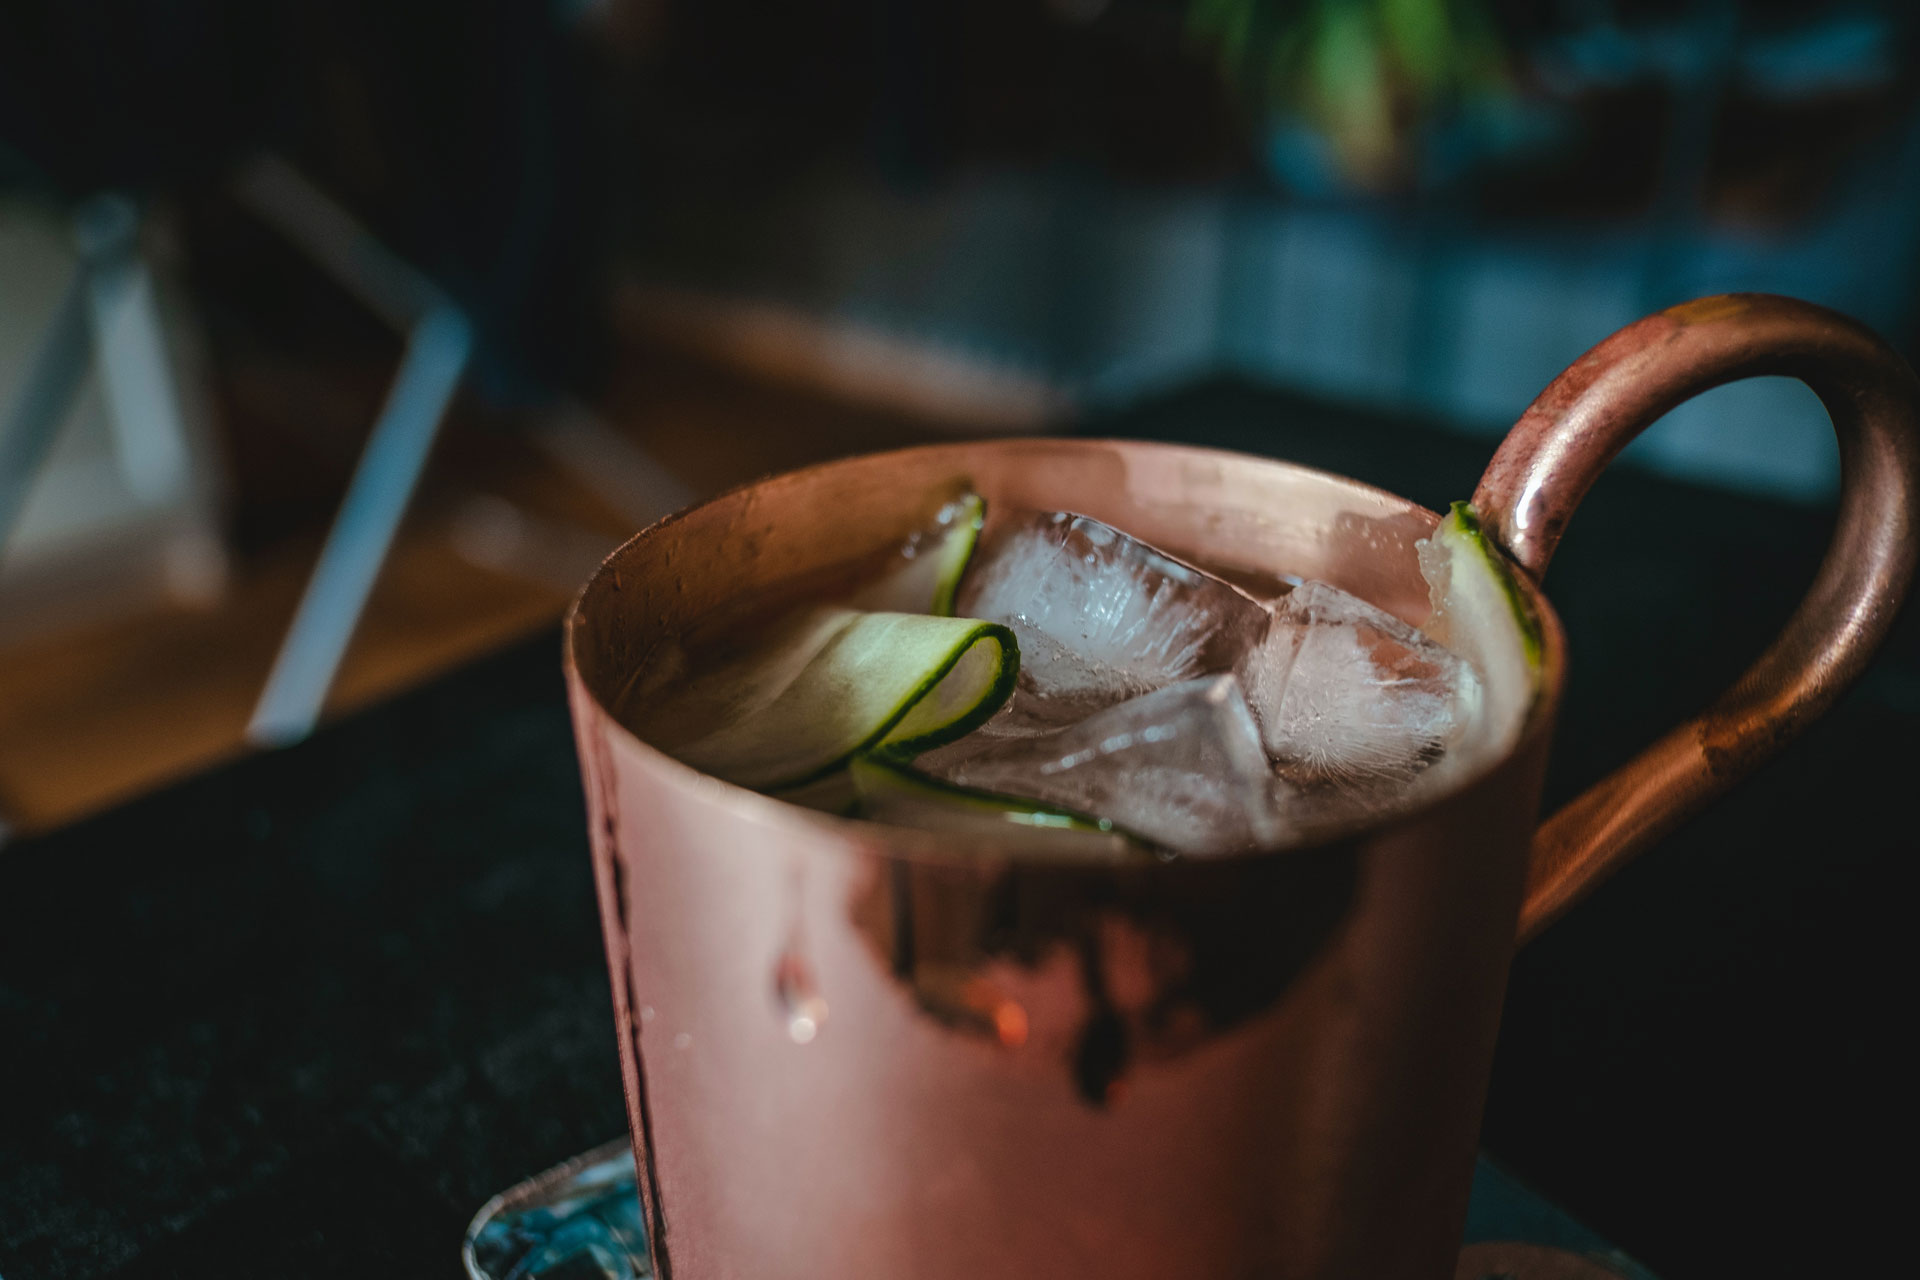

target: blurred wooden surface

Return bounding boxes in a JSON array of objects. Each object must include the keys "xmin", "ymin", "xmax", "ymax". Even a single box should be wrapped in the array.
[{"xmin": 0, "ymin": 346, "xmax": 954, "ymax": 835}]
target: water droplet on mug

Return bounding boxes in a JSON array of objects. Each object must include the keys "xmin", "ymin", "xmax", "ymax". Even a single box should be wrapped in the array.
[
  {"xmin": 672, "ymin": 1031, "xmax": 693, "ymax": 1050},
  {"xmin": 774, "ymin": 950, "xmax": 828, "ymax": 1045},
  {"xmin": 639, "ymin": 1004, "xmax": 655, "ymax": 1023},
  {"xmin": 788, "ymin": 1003, "xmax": 826, "ymax": 1045}
]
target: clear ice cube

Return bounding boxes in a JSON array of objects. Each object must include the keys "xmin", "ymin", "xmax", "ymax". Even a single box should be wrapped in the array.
[
  {"xmin": 917, "ymin": 675, "xmax": 1287, "ymax": 856},
  {"xmin": 956, "ymin": 512, "xmax": 1268, "ymax": 727},
  {"xmin": 931, "ymin": 510, "xmax": 1486, "ymax": 847},
  {"xmin": 1236, "ymin": 580, "xmax": 1479, "ymax": 788}
]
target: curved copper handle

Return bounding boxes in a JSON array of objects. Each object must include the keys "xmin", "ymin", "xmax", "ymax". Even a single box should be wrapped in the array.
[{"xmin": 1473, "ymin": 294, "xmax": 1920, "ymax": 944}]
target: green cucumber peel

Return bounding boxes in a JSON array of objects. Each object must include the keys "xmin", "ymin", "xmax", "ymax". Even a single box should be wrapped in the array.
[
  {"xmin": 663, "ymin": 609, "xmax": 1019, "ymax": 792},
  {"xmin": 849, "ymin": 490, "xmax": 985, "ymax": 617},
  {"xmin": 1438, "ymin": 501, "xmax": 1543, "ymax": 669},
  {"xmin": 849, "ymin": 753, "xmax": 1115, "ymax": 832}
]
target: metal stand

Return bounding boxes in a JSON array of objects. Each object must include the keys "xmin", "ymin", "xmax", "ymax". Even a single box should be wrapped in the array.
[
  {"xmin": 246, "ymin": 303, "xmax": 473, "ymax": 745},
  {"xmin": 1, "ymin": 195, "xmax": 196, "ymax": 550},
  {"xmin": 235, "ymin": 155, "xmax": 688, "ymax": 747},
  {"xmin": 234, "ymin": 156, "xmax": 470, "ymax": 746}
]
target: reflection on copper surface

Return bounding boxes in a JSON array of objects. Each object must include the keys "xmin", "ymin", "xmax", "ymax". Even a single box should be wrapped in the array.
[{"xmin": 846, "ymin": 839, "xmax": 1360, "ymax": 1105}]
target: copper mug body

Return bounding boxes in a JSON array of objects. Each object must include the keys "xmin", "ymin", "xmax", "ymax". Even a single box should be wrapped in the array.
[{"xmin": 565, "ymin": 296, "xmax": 1920, "ymax": 1279}]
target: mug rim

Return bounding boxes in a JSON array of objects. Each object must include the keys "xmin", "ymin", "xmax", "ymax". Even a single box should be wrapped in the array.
[{"xmin": 564, "ymin": 437, "xmax": 1569, "ymax": 867}]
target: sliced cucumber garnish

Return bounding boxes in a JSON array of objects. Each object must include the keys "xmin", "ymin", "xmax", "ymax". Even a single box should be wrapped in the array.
[
  {"xmin": 1417, "ymin": 501, "xmax": 1544, "ymax": 747},
  {"xmin": 848, "ymin": 491, "xmax": 984, "ymax": 617},
  {"xmin": 636, "ymin": 488, "xmax": 999, "ymax": 798},
  {"xmin": 655, "ymin": 607, "xmax": 1018, "ymax": 791},
  {"xmin": 848, "ymin": 754, "xmax": 1135, "ymax": 855}
]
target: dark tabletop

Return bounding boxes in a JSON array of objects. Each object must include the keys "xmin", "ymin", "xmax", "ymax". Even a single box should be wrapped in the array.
[{"xmin": 3, "ymin": 380, "xmax": 1913, "ymax": 1278}]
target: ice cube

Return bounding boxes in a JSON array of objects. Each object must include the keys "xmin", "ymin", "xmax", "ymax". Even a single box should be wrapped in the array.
[
  {"xmin": 956, "ymin": 512, "xmax": 1269, "ymax": 724},
  {"xmin": 1237, "ymin": 580, "xmax": 1479, "ymax": 787},
  {"xmin": 917, "ymin": 675, "xmax": 1287, "ymax": 856}
]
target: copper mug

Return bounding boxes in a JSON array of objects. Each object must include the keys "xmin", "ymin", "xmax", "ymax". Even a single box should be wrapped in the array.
[{"xmin": 564, "ymin": 295, "xmax": 1919, "ymax": 1279}]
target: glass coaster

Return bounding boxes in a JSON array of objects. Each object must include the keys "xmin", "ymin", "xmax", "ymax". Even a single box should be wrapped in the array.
[
  {"xmin": 464, "ymin": 1140, "xmax": 652, "ymax": 1280},
  {"xmin": 464, "ymin": 1141, "xmax": 1658, "ymax": 1280}
]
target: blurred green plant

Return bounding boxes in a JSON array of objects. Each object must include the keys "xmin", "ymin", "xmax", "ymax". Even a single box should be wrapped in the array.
[{"xmin": 1188, "ymin": 0, "xmax": 1510, "ymax": 189}]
